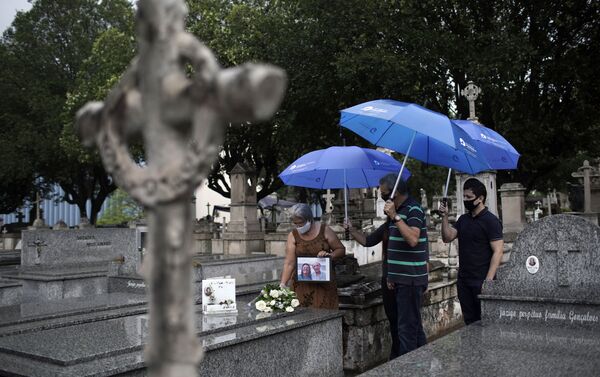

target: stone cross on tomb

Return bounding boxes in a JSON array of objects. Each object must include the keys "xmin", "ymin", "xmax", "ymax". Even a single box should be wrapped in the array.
[
  {"xmin": 545, "ymin": 235, "xmax": 580, "ymax": 287},
  {"xmin": 322, "ymin": 189, "xmax": 336, "ymax": 214},
  {"xmin": 461, "ymin": 81, "xmax": 481, "ymax": 122},
  {"xmin": 27, "ymin": 236, "xmax": 47, "ymax": 265},
  {"xmin": 75, "ymin": 0, "xmax": 286, "ymax": 376}
]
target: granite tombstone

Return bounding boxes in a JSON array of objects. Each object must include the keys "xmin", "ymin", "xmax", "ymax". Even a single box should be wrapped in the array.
[{"xmin": 360, "ymin": 214, "xmax": 600, "ymax": 376}]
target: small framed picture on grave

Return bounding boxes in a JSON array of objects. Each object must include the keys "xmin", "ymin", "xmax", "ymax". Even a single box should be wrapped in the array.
[
  {"xmin": 202, "ymin": 278, "xmax": 237, "ymax": 314},
  {"xmin": 296, "ymin": 256, "xmax": 331, "ymax": 283}
]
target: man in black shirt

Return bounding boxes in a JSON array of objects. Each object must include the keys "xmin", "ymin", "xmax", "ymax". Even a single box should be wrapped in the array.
[{"xmin": 439, "ymin": 178, "xmax": 504, "ymax": 325}]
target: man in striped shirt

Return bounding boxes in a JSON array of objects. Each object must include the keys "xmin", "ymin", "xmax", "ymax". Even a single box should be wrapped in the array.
[{"xmin": 346, "ymin": 173, "xmax": 428, "ymax": 358}]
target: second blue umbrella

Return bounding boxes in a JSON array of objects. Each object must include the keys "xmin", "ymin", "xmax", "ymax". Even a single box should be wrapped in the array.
[{"xmin": 279, "ymin": 146, "xmax": 411, "ymax": 222}]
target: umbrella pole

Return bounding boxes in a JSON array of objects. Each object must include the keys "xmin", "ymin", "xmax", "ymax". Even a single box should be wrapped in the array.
[
  {"xmin": 443, "ymin": 168, "xmax": 452, "ymax": 207},
  {"xmin": 391, "ymin": 131, "xmax": 416, "ymax": 198},
  {"xmin": 344, "ymin": 169, "xmax": 349, "ymax": 240}
]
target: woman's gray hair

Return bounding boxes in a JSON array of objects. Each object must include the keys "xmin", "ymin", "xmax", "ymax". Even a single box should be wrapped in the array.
[{"xmin": 289, "ymin": 203, "xmax": 314, "ymax": 222}]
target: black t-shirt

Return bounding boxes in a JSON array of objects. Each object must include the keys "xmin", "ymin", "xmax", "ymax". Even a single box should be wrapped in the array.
[{"xmin": 453, "ymin": 207, "xmax": 502, "ymax": 282}]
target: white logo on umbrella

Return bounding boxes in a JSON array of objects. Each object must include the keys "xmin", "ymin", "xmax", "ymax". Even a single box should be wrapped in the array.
[
  {"xmin": 361, "ymin": 106, "xmax": 388, "ymax": 113},
  {"xmin": 459, "ymin": 138, "xmax": 477, "ymax": 154},
  {"xmin": 480, "ymin": 132, "xmax": 499, "ymax": 144}
]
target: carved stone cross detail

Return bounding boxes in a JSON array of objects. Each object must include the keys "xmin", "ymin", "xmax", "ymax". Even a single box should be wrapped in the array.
[
  {"xmin": 27, "ymin": 237, "xmax": 47, "ymax": 265},
  {"xmin": 545, "ymin": 244, "xmax": 580, "ymax": 287},
  {"xmin": 75, "ymin": 1, "xmax": 286, "ymax": 376},
  {"xmin": 461, "ymin": 81, "xmax": 481, "ymax": 122},
  {"xmin": 322, "ymin": 190, "xmax": 336, "ymax": 214}
]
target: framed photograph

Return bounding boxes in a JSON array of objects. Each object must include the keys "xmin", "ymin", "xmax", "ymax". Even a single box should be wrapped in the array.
[
  {"xmin": 202, "ymin": 278, "xmax": 237, "ymax": 314},
  {"xmin": 296, "ymin": 256, "xmax": 331, "ymax": 283}
]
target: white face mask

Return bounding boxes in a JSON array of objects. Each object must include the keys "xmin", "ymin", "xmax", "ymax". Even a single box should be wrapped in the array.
[{"xmin": 296, "ymin": 221, "xmax": 311, "ymax": 235}]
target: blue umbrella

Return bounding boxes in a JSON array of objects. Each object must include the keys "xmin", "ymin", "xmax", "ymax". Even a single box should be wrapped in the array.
[
  {"xmin": 451, "ymin": 120, "xmax": 520, "ymax": 170},
  {"xmin": 340, "ymin": 99, "xmax": 492, "ymax": 196},
  {"xmin": 437, "ymin": 119, "xmax": 521, "ymax": 200},
  {"xmin": 279, "ymin": 146, "xmax": 410, "ymax": 222}
]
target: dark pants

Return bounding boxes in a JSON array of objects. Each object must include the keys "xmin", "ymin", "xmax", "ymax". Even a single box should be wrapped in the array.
[
  {"xmin": 393, "ymin": 283, "xmax": 427, "ymax": 358},
  {"xmin": 381, "ymin": 277, "xmax": 400, "ymax": 359},
  {"xmin": 457, "ymin": 279, "xmax": 483, "ymax": 325}
]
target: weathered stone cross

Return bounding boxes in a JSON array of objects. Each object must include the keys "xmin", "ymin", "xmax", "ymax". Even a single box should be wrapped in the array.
[
  {"xmin": 322, "ymin": 189, "xmax": 336, "ymax": 214},
  {"xmin": 545, "ymin": 238, "xmax": 580, "ymax": 287},
  {"xmin": 75, "ymin": 1, "xmax": 286, "ymax": 376},
  {"xmin": 27, "ymin": 237, "xmax": 47, "ymax": 265},
  {"xmin": 461, "ymin": 81, "xmax": 481, "ymax": 122}
]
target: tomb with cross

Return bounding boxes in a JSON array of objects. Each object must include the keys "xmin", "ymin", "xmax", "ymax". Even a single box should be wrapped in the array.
[
  {"xmin": 364, "ymin": 214, "xmax": 600, "ymax": 377},
  {"xmin": 479, "ymin": 214, "xmax": 600, "ymax": 327}
]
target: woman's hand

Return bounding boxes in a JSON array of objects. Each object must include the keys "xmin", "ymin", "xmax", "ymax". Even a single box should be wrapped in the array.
[{"xmin": 317, "ymin": 250, "xmax": 331, "ymax": 257}]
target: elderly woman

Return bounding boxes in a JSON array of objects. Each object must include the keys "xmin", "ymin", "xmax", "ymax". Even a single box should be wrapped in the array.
[{"xmin": 279, "ymin": 203, "xmax": 345, "ymax": 309}]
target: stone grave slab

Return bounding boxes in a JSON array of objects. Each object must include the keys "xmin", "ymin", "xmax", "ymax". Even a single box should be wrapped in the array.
[
  {"xmin": 9, "ymin": 229, "xmax": 139, "ymax": 303},
  {"xmin": 0, "ymin": 297, "xmax": 343, "ymax": 377},
  {"xmin": 360, "ymin": 215, "xmax": 600, "ymax": 376},
  {"xmin": 21, "ymin": 228, "xmax": 138, "ymax": 272}
]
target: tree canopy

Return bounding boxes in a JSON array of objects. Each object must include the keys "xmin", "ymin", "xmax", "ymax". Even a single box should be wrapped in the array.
[
  {"xmin": 1, "ymin": 0, "xmax": 599, "ymax": 217},
  {"xmin": 0, "ymin": 0, "xmax": 135, "ymax": 221},
  {"xmin": 187, "ymin": 0, "xmax": 600, "ymax": 198}
]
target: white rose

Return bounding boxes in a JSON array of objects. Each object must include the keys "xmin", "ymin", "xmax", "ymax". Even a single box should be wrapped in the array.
[
  {"xmin": 270, "ymin": 300, "xmax": 276, "ymax": 306},
  {"xmin": 278, "ymin": 303, "xmax": 284, "ymax": 309},
  {"xmin": 291, "ymin": 299, "xmax": 300, "ymax": 308},
  {"xmin": 255, "ymin": 300, "xmax": 267, "ymax": 311},
  {"xmin": 264, "ymin": 307, "xmax": 273, "ymax": 313},
  {"xmin": 286, "ymin": 306, "xmax": 294, "ymax": 313},
  {"xmin": 263, "ymin": 294, "xmax": 269, "ymax": 298},
  {"xmin": 270, "ymin": 290, "xmax": 280, "ymax": 298}
]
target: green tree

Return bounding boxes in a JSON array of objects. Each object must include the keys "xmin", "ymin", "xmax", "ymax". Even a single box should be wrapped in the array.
[
  {"xmin": 96, "ymin": 188, "xmax": 144, "ymax": 226},
  {"xmin": 188, "ymin": 0, "xmax": 600, "ymax": 199},
  {"xmin": 0, "ymin": 0, "xmax": 135, "ymax": 221}
]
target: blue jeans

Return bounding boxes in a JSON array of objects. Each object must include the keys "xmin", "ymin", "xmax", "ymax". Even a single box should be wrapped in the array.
[{"xmin": 393, "ymin": 283, "xmax": 427, "ymax": 358}]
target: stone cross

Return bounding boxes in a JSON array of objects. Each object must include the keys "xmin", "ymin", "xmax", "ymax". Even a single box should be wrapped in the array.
[
  {"xmin": 572, "ymin": 160, "xmax": 594, "ymax": 213},
  {"xmin": 27, "ymin": 236, "xmax": 47, "ymax": 265},
  {"xmin": 75, "ymin": 1, "xmax": 286, "ymax": 375},
  {"xmin": 461, "ymin": 81, "xmax": 481, "ymax": 122},
  {"xmin": 322, "ymin": 190, "xmax": 335, "ymax": 214},
  {"xmin": 15, "ymin": 211, "xmax": 24, "ymax": 223},
  {"xmin": 545, "ymin": 241, "xmax": 580, "ymax": 287}
]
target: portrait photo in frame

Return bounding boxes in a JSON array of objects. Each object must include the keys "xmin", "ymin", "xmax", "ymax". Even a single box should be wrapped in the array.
[{"xmin": 296, "ymin": 256, "xmax": 331, "ymax": 282}]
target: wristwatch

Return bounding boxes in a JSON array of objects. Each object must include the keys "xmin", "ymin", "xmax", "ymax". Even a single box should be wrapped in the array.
[{"xmin": 393, "ymin": 214, "xmax": 402, "ymax": 222}]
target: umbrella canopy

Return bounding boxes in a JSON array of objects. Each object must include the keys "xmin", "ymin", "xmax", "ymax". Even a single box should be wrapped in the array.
[
  {"xmin": 451, "ymin": 120, "xmax": 520, "ymax": 170},
  {"xmin": 279, "ymin": 146, "xmax": 410, "ymax": 189},
  {"xmin": 258, "ymin": 196, "xmax": 296, "ymax": 210},
  {"xmin": 340, "ymin": 99, "xmax": 492, "ymax": 175},
  {"xmin": 340, "ymin": 99, "xmax": 456, "ymax": 149}
]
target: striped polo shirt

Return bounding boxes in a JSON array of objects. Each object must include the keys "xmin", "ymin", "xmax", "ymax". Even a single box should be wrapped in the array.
[{"xmin": 387, "ymin": 196, "xmax": 429, "ymax": 286}]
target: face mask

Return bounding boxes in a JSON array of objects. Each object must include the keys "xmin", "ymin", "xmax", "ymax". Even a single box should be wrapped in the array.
[
  {"xmin": 464, "ymin": 198, "xmax": 478, "ymax": 212},
  {"xmin": 296, "ymin": 221, "xmax": 311, "ymax": 235}
]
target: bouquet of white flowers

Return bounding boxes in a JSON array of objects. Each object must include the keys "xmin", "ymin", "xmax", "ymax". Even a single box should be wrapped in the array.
[{"xmin": 254, "ymin": 283, "xmax": 300, "ymax": 313}]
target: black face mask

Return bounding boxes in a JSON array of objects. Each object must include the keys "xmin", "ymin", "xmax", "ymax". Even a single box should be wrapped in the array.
[
  {"xmin": 381, "ymin": 192, "xmax": 391, "ymax": 201},
  {"xmin": 464, "ymin": 198, "xmax": 478, "ymax": 212}
]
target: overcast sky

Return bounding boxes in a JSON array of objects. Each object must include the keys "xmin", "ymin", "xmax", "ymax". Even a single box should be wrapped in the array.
[{"xmin": 0, "ymin": 0, "xmax": 32, "ymax": 33}]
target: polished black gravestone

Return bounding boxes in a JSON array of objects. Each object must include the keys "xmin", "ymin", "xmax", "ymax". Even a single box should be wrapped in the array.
[{"xmin": 361, "ymin": 215, "xmax": 600, "ymax": 376}]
